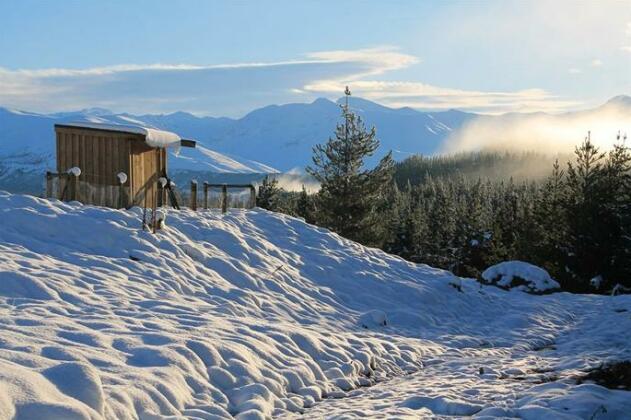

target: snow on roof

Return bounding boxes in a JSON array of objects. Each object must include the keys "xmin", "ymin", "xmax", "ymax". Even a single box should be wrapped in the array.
[{"xmin": 58, "ymin": 122, "xmax": 182, "ymax": 148}]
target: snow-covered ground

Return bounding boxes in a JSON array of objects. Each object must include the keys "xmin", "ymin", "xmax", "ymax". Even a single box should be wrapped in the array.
[{"xmin": 0, "ymin": 191, "xmax": 630, "ymax": 419}]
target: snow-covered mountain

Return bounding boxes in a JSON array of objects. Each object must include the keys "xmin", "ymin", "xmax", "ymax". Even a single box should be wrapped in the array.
[
  {"xmin": 1, "ymin": 191, "xmax": 630, "ymax": 418},
  {"xmin": 78, "ymin": 95, "xmax": 630, "ymax": 170},
  {"xmin": 0, "ymin": 97, "xmax": 472, "ymax": 193},
  {"xmin": 0, "ymin": 107, "xmax": 276, "ymax": 173},
  {"xmin": 1, "ymin": 95, "xmax": 629, "ymax": 194},
  {"xmin": 0, "ymin": 108, "xmax": 277, "ymax": 194},
  {"xmin": 201, "ymin": 97, "xmax": 474, "ymax": 169}
]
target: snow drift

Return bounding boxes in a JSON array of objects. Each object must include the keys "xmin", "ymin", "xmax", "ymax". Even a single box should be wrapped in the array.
[{"xmin": 0, "ymin": 192, "xmax": 630, "ymax": 419}]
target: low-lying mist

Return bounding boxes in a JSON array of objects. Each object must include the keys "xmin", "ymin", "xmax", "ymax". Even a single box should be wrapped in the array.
[
  {"xmin": 394, "ymin": 150, "xmax": 573, "ymax": 187},
  {"xmin": 265, "ymin": 100, "xmax": 631, "ymax": 189},
  {"xmin": 442, "ymin": 101, "xmax": 630, "ymax": 156},
  {"xmin": 263, "ymin": 169, "xmax": 321, "ymax": 193}
]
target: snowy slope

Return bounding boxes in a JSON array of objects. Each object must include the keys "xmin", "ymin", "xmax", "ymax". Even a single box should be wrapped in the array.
[
  {"xmin": 0, "ymin": 192, "xmax": 630, "ymax": 419},
  {"xmin": 170, "ymin": 144, "xmax": 278, "ymax": 174}
]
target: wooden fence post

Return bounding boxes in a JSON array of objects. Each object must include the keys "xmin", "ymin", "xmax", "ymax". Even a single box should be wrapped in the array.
[
  {"xmin": 120, "ymin": 185, "xmax": 128, "ymax": 209},
  {"xmin": 249, "ymin": 185, "xmax": 256, "ymax": 209},
  {"xmin": 203, "ymin": 182, "xmax": 209, "ymax": 209},
  {"xmin": 117, "ymin": 172, "xmax": 128, "ymax": 209},
  {"xmin": 70, "ymin": 176, "xmax": 78, "ymax": 201},
  {"xmin": 45, "ymin": 171, "xmax": 53, "ymax": 198},
  {"xmin": 190, "ymin": 180, "xmax": 198, "ymax": 211},
  {"xmin": 68, "ymin": 167, "xmax": 81, "ymax": 202},
  {"xmin": 157, "ymin": 182, "xmax": 163, "ymax": 208},
  {"xmin": 221, "ymin": 184, "xmax": 228, "ymax": 213}
]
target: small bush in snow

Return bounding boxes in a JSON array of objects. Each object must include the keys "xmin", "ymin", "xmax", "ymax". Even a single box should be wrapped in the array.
[{"xmin": 578, "ymin": 361, "xmax": 631, "ymax": 390}]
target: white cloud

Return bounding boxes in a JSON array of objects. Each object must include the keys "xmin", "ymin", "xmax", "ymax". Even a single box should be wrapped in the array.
[
  {"xmin": 568, "ymin": 68, "xmax": 582, "ymax": 74},
  {"xmin": 0, "ymin": 47, "xmax": 581, "ymax": 116},
  {"xmin": 591, "ymin": 59, "xmax": 603, "ymax": 67},
  {"xmin": 306, "ymin": 48, "xmax": 419, "ymax": 77},
  {"xmin": 0, "ymin": 48, "xmax": 418, "ymax": 116}
]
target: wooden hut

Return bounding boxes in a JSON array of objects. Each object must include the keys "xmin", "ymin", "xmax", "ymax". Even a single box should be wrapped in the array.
[{"xmin": 52, "ymin": 122, "xmax": 195, "ymax": 209}]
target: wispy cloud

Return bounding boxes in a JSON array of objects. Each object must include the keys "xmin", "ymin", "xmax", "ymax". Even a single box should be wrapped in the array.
[
  {"xmin": 303, "ymin": 80, "xmax": 580, "ymax": 114},
  {"xmin": 306, "ymin": 48, "xmax": 419, "ymax": 77},
  {"xmin": 0, "ymin": 48, "xmax": 417, "ymax": 115},
  {"xmin": 0, "ymin": 47, "xmax": 581, "ymax": 116}
]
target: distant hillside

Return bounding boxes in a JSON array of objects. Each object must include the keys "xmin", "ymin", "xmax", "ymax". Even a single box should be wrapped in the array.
[
  {"xmin": 394, "ymin": 150, "xmax": 573, "ymax": 186},
  {"xmin": 201, "ymin": 97, "xmax": 474, "ymax": 169}
]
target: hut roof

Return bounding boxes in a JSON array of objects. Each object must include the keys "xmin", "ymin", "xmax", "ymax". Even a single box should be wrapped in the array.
[{"xmin": 56, "ymin": 122, "xmax": 184, "ymax": 149}]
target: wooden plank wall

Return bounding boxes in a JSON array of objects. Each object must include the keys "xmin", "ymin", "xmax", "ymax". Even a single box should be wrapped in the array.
[
  {"xmin": 55, "ymin": 127, "xmax": 135, "ymax": 208},
  {"xmin": 129, "ymin": 142, "xmax": 166, "ymax": 209}
]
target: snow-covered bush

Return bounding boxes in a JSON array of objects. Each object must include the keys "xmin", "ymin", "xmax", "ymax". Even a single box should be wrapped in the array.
[
  {"xmin": 480, "ymin": 261, "xmax": 560, "ymax": 294},
  {"xmin": 358, "ymin": 310, "xmax": 388, "ymax": 328}
]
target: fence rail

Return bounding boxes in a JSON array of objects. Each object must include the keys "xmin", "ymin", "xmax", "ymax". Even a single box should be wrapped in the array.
[
  {"xmin": 190, "ymin": 181, "xmax": 256, "ymax": 213},
  {"xmin": 44, "ymin": 170, "xmax": 255, "ymax": 213}
]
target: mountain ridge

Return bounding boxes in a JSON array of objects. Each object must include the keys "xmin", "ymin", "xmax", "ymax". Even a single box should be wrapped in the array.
[{"xmin": 0, "ymin": 95, "xmax": 629, "ymax": 194}]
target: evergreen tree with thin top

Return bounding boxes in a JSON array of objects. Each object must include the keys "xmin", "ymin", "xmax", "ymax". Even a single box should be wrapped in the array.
[{"xmin": 307, "ymin": 87, "xmax": 394, "ymax": 246}]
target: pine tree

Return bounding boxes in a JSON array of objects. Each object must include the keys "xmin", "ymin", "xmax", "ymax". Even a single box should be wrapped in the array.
[
  {"xmin": 405, "ymin": 203, "xmax": 429, "ymax": 263},
  {"xmin": 423, "ymin": 179, "xmax": 457, "ymax": 268},
  {"xmin": 256, "ymin": 175, "xmax": 283, "ymax": 211},
  {"xmin": 454, "ymin": 178, "xmax": 492, "ymax": 277},
  {"xmin": 514, "ymin": 182, "xmax": 539, "ymax": 261},
  {"xmin": 564, "ymin": 134, "xmax": 607, "ymax": 291},
  {"xmin": 295, "ymin": 185, "xmax": 315, "ymax": 224},
  {"xmin": 600, "ymin": 134, "xmax": 631, "ymax": 287},
  {"xmin": 382, "ymin": 181, "xmax": 411, "ymax": 256},
  {"xmin": 531, "ymin": 160, "xmax": 569, "ymax": 282},
  {"xmin": 307, "ymin": 87, "xmax": 394, "ymax": 246}
]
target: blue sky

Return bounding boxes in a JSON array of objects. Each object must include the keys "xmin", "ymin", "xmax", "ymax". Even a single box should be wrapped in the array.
[{"xmin": 0, "ymin": 0, "xmax": 629, "ymax": 116}]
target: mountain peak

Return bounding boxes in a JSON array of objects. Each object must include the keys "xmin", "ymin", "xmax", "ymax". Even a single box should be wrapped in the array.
[
  {"xmin": 335, "ymin": 96, "xmax": 391, "ymax": 113},
  {"xmin": 604, "ymin": 95, "xmax": 631, "ymax": 108},
  {"xmin": 312, "ymin": 97, "xmax": 335, "ymax": 106}
]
